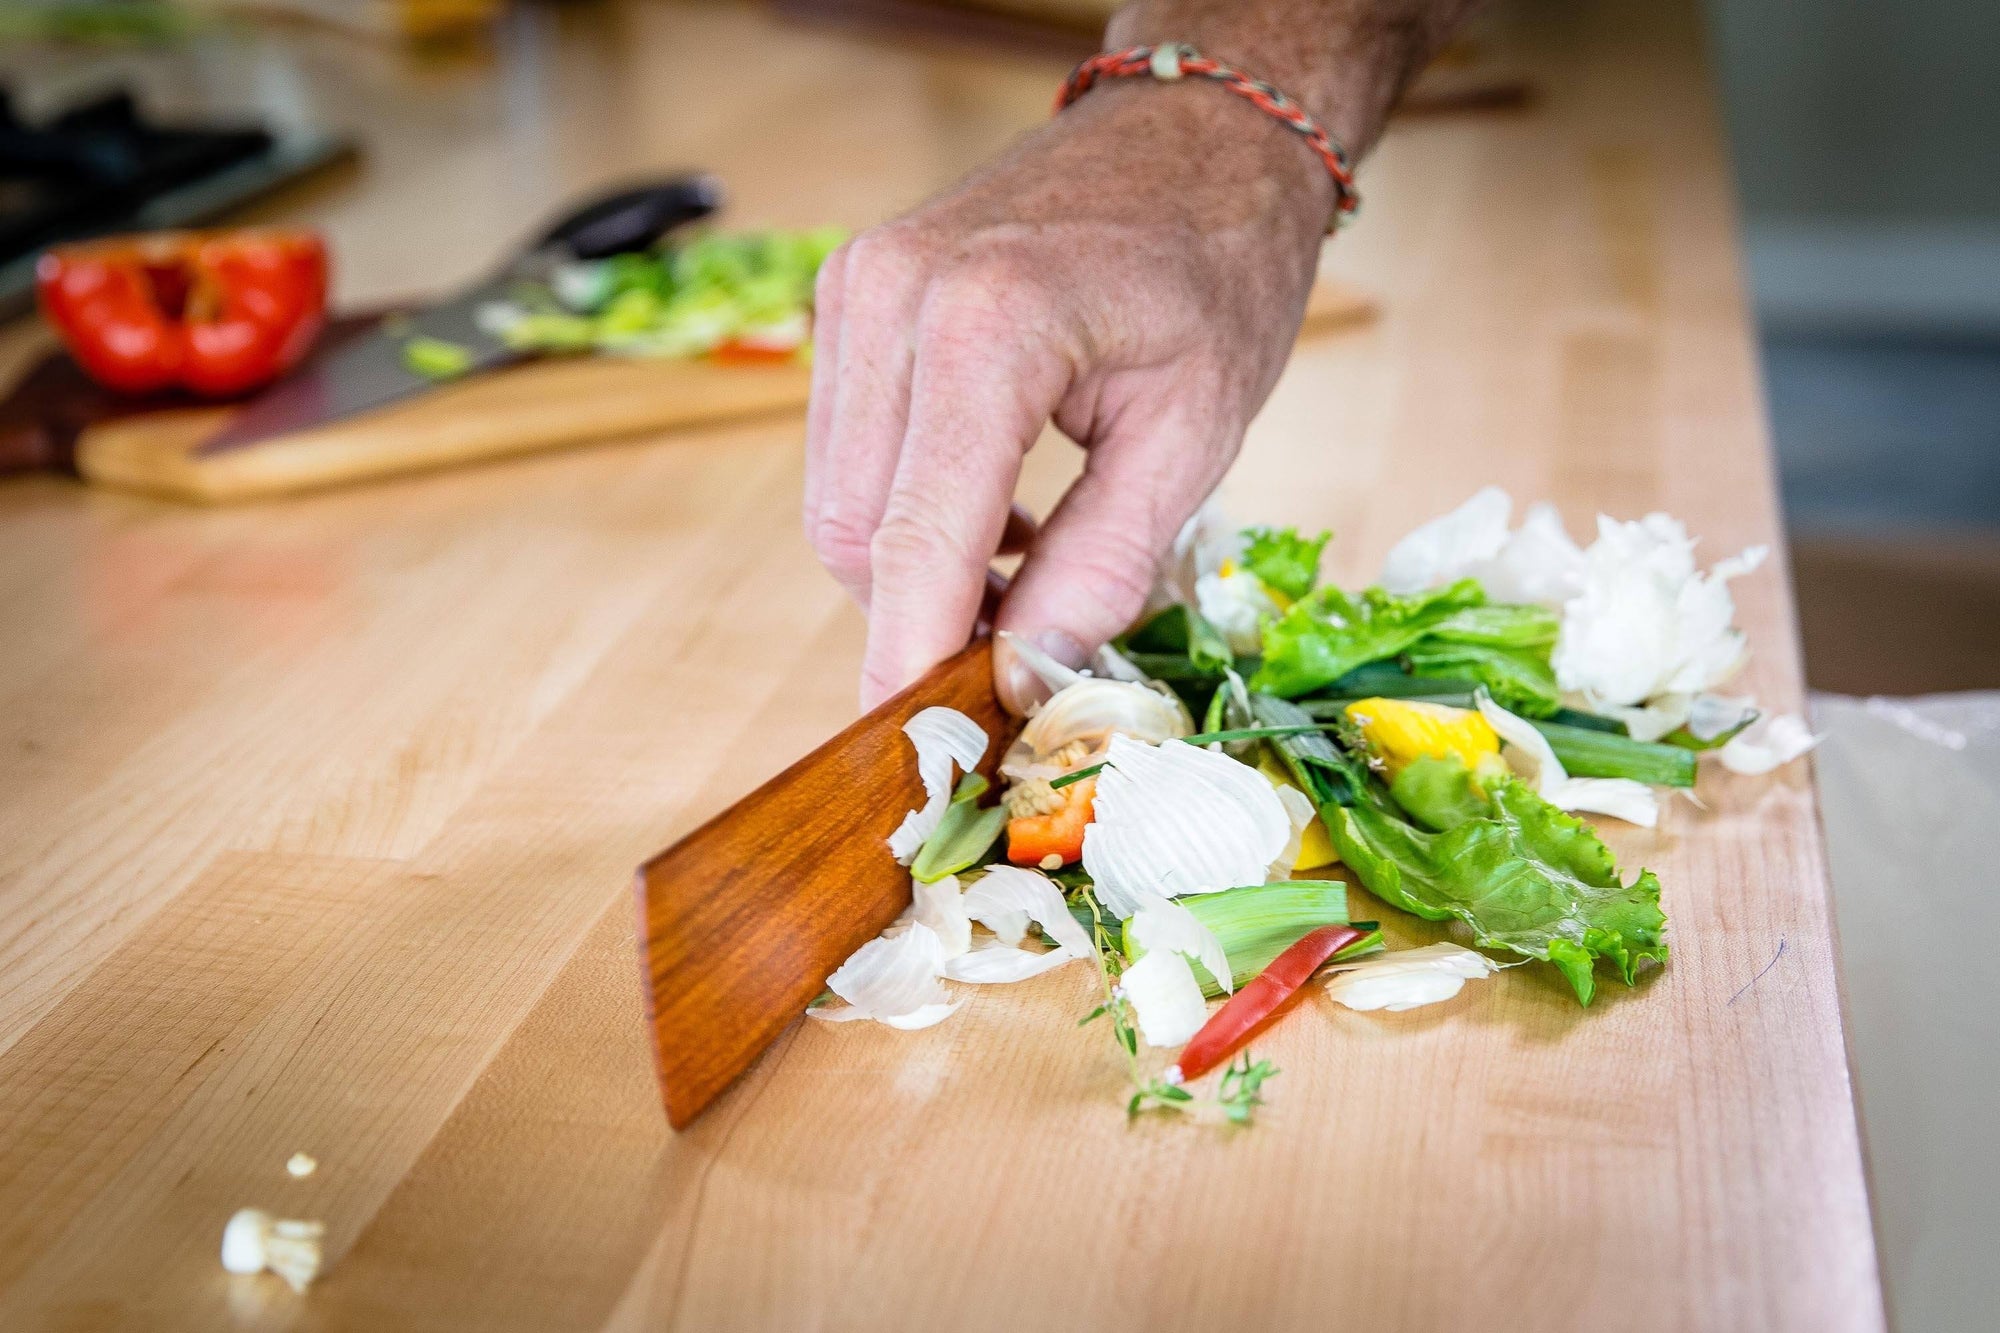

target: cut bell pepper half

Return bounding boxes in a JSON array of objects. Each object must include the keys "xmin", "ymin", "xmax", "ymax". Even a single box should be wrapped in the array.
[{"xmin": 36, "ymin": 229, "xmax": 329, "ymax": 398}]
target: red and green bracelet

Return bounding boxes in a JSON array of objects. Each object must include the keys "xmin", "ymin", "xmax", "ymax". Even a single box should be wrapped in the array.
[{"xmin": 1055, "ymin": 43, "xmax": 1360, "ymax": 227}]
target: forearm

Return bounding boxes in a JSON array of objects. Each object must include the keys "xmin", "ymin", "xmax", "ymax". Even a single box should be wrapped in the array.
[
  {"xmin": 1105, "ymin": 0, "xmax": 1485, "ymax": 198},
  {"xmin": 808, "ymin": 0, "xmax": 1488, "ymax": 709}
]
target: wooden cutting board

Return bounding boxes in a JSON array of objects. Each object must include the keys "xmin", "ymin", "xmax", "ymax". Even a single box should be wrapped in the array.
[{"xmin": 0, "ymin": 277, "xmax": 1374, "ymax": 505}]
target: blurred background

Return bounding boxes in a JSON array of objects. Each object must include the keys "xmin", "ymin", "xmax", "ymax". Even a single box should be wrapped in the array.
[
  {"xmin": 2, "ymin": 0, "xmax": 1992, "ymax": 693},
  {"xmin": 1707, "ymin": 0, "xmax": 2000, "ymax": 696}
]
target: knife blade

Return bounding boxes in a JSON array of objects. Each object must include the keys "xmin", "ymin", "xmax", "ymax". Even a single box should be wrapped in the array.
[{"xmin": 196, "ymin": 174, "xmax": 722, "ymax": 456}]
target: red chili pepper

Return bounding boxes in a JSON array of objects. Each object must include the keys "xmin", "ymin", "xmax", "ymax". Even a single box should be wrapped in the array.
[
  {"xmin": 1172, "ymin": 923, "xmax": 1364, "ymax": 1082},
  {"xmin": 36, "ymin": 229, "xmax": 329, "ymax": 398}
]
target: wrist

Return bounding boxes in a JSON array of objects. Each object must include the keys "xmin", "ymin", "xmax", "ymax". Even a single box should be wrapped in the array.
[
  {"xmin": 1059, "ymin": 79, "xmax": 1336, "ymax": 250},
  {"xmin": 1105, "ymin": 1, "xmax": 1455, "ymax": 158}
]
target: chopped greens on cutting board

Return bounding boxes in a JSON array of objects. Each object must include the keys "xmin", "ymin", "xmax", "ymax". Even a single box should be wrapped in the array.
[{"xmin": 478, "ymin": 227, "xmax": 845, "ymax": 362}]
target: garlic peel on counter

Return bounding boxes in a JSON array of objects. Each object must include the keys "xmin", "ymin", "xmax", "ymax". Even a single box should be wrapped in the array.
[
  {"xmin": 1322, "ymin": 943, "xmax": 1501, "ymax": 1011},
  {"xmin": 1001, "ymin": 676, "xmax": 1192, "ymax": 784},
  {"xmin": 1081, "ymin": 736, "xmax": 1294, "ymax": 919},
  {"xmin": 887, "ymin": 707, "xmax": 990, "ymax": 863},
  {"xmin": 221, "ymin": 1207, "xmax": 326, "ymax": 1293}
]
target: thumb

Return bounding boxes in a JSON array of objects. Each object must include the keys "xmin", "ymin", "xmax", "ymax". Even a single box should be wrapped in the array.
[{"xmin": 992, "ymin": 401, "xmax": 1236, "ymax": 715}]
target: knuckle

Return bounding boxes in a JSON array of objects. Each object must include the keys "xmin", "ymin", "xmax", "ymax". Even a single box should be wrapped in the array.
[
  {"xmin": 809, "ymin": 509, "xmax": 876, "ymax": 582},
  {"xmin": 841, "ymin": 226, "xmax": 928, "ymax": 292},
  {"xmin": 1059, "ymin": 525, "xmax": 1162, "ymax": 617},
  {"xmin": 812, "ymin": 242, "xmax": 849, "ymax": 308},
  {"xmin": 869, "ymin": 504, "xmax": 977, "ymax": 581},
  {"xmin": 923, "ymin": 251, "xmax": 1040, "ymax": 338}
]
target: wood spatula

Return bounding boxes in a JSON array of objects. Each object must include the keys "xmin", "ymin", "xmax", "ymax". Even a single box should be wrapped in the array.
[{"xmin": 634, "ymin": 639, "xmax": 1009, "ymax": 1128}]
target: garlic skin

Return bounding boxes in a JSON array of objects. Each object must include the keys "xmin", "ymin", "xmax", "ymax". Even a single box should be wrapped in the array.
[
  {"xmin": 1002, "ymin": 678, "xmax": 1192, "ymax": 783},
  {"xmin": 886, "ymin": 707, "xmax": 990, "ymax": 863},
  {"xmin": 220, "ymin": 1208, "xmax": 272, "ymax": 1275},
  {"xmin": 1194, "ymin": 567, "xmax": 1282, "ymax": 654},
  {"xmin": 1322, "ymin": 942, "xmax": 1501, "ymax": 1012},
  {"xmin": 1719, "ymin": 712, "xmax": 1818, "ymax": 775},
  {"xmin": 220, "ymin": 1208, "xmax": 326, "ymax": 1293}
]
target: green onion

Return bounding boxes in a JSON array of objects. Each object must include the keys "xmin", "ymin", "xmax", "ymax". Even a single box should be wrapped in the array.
[
  {"xmin": 910, "ymin": 773, "xmax": 1007, "ymax": 882},
  {"xmin": 1320, "ymin": 662, "xmax": 1480, "ymax": 699},
  {"xmin": 1110, "ymin": 650, "xmax": 1232, "ymax": 684},
  {"xmin": 1533, "ymin": 719, "xmax": 1697, "ymax": 787},
  {"xmin": 1120, "ymin": 879, "xmax": 1383, "ymax": 996},
  {"xmin": 1301, "ymin": 692, "xmax": 1476, "ymax": 715},
  {"xmin": 1546, "ymin": 706, "xmax": 1628, "ymax": 735}
]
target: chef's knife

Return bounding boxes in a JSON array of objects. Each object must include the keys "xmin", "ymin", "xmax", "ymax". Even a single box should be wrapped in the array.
[{"xmin": 196, "ymin": 174, "xmax": 722, "ymax": 456}]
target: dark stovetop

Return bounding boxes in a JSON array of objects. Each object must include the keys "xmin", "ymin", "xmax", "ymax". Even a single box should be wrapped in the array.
[{"xmin": 0, "ymin": 86, "xmax": 351, "ymax": 320}]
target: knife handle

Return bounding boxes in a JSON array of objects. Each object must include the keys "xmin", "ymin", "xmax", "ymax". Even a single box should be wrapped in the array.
[{"xmin": 534, "ymin": 175, "xmax": 724, "ymax": 260}]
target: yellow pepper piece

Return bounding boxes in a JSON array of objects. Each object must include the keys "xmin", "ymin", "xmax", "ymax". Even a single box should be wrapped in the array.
[
  {"xmin": 1256, "ymin": 757, "xmax": 1340, "ymax": 871},
  {"xmin": 1343, "ymin": 696, "xmax": 1500, "ymax": 775}
]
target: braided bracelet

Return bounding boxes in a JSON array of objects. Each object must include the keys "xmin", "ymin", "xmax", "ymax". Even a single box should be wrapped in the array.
[{"xmin": 1055, "ymin": 43, "xmax": 1360, "ymax": 228}]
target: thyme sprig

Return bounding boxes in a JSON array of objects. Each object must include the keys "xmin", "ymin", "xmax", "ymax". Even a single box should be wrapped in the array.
[{"xmin": 1075, "ymin": 887, "xmax": 1279, "ymax": 1126}]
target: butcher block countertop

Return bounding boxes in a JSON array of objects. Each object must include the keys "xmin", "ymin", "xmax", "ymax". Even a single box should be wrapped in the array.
[{"xmin": 0, "ymin": 1, "xmax": 1885, "ymax": 1329}]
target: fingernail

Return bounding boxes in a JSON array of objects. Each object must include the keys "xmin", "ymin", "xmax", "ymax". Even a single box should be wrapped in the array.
[{"xmin": 997, "ymin": 629, "xmax": 1088, "ymax": 718}]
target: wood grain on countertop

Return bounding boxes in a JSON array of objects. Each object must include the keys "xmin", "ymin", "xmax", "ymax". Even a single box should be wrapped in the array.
[{"xmin": 0, "ymin": 0, "xmax": 1883, "ymax": 1329}]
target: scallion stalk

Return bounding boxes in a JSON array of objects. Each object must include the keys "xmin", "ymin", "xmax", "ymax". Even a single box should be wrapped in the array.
[
  {"xmin": 1532, "ymin": 719, "xmax": 1698, "ymax": 787},
  {"xmin": 1120, "ymin": 879, "xmax": 1383, "ymax": 996},
  {"xmin": 910, "ymin": 774, "xmax": 1008, "ymax": 881}
]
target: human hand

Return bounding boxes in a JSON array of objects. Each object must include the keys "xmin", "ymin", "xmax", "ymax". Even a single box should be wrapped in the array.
[{"xmin": 803, "ymin": 79, "xmax": 1334, "ymax": 715}]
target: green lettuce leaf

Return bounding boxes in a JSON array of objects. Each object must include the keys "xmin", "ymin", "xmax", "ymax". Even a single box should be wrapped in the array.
[
  {"xmin": 1323, "ymin": 774, "xmax": 1668, "ymax": 1004},
  {"xmin": 1424, "ymin": 604, "xmax": 1560, "ymax": 649},
  {"xmin": 1387, "ymin": 756, "xmax": 1493, "ymax": 831},
  {"xmin": 1404, "ymin": 640, "xmax": 1561, "ymax": 717},
  {"xmin": 1240, "ymin": 525, "xmax": 1331, "ymax": 601},
  {"xmin": 1250, "ymin": 579, "xmax": 1486, "ymax": 697},
  {"xmin": 504, "ymin": 227, "xmax": 846, "ymax": 357}
]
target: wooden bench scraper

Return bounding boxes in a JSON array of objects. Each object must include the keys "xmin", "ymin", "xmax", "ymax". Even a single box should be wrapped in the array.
[{"xmin": 634, "ymin": 639, "xmax": 1007, "ymax": 1128}]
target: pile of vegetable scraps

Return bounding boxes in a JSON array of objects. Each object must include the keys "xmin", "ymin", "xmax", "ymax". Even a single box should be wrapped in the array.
[
  {"xmin": 475, "ymin": 227, "xmax": 845, "ymax": 363},
  {"xmin": 810, "ymin": 488, "xmax": 1817, "ymax": 1125}
]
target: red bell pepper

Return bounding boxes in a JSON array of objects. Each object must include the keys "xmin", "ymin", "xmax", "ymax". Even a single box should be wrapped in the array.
[
  {"xmin": 1171, "ymin": 923, "xmax": 1365, "ymax": 1082},
  {"xmin": 36, "ymin": 229, "xmax": 329, "ymax": 398},
  {"xmin": 1006, "ymin": 775, "xmax": 1097, "ymax": 868}
]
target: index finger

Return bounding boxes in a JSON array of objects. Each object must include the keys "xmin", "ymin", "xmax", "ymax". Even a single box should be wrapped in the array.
[{"xmin": 858, "ymin": 273, "xmax": 1070, "ymax": 707}]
